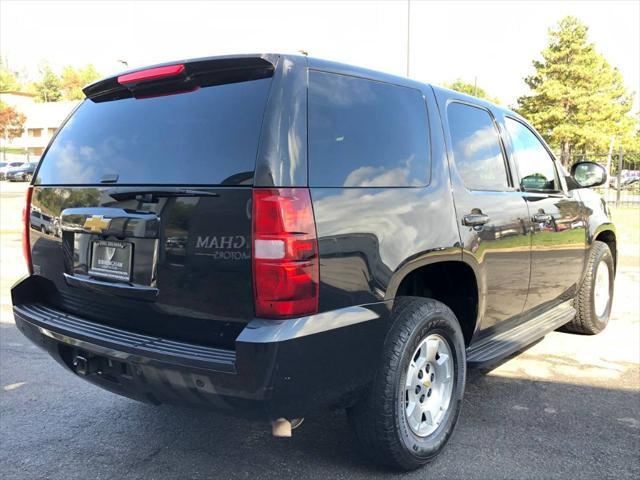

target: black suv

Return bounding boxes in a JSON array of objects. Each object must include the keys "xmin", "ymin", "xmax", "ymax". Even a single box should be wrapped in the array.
[{"xmin": 12, "ymin": 54, "xmax": 616, "ymax": 470}]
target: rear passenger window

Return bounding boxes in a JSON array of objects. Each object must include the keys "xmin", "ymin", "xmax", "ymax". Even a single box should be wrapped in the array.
[
  {"xmin": 505, "ymin": 117, "xmax": 560, "ymax": 191},
  {"xmin": 447, "ymin": 103, "xmax": 509, "ymax": 191},
  {"xmin": 308, "ymin": 71, "xmax": 429, "ymax": 187}
]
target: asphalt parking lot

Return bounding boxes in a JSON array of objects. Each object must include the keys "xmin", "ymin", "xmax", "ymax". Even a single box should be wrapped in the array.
[{"xmin": 1, "ymin": 181, "xmax": 638, "ymax": 479}]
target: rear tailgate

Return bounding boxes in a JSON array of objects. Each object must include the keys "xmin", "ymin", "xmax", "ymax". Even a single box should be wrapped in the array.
[{"xmin": 27, "ymin": 57, "xmax": 275, "ymax": 349}]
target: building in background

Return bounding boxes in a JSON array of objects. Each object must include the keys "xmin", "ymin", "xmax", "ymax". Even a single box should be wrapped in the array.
[{"xmin": 0, "ymin": 91, "xmax": 79, "ymax": 160}]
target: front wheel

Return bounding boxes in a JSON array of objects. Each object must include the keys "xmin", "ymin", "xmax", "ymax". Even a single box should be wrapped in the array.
[
  {"xmin": 348, "ymin": 297, "xmax": 466, "ymax": 471},
  {"xmin": 564, "ymin": 240, "xmax": 615, "ymax": 335}
]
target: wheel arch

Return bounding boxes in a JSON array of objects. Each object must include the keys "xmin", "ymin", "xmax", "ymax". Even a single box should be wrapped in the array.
[
  {"xmin": 593, "ymin": 226, "xmax": 617, "ymax": 271},
  {"xmin": 388, "ymin": 257, "xmax": 480, "ymax": 346}
]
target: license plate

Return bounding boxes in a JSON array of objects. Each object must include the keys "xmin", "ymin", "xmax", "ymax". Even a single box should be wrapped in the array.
[{"xmin": 89, "ymin": 240, "xmax": 132, "ymax": 281}]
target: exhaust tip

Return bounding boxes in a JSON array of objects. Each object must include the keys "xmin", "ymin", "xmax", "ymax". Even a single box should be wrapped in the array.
[
  {"xmin": 271, "ymin": 418, "xmax": 292, "ymax": 438},
  {"xmin": 271, "ymin": 418, "xmax": 304, "ymax": 437}
]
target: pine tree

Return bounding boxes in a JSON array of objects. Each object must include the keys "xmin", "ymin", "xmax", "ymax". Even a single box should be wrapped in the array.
[{"xmin": 517, "ymin": 16, "xmax": 636, "ymax": 165}]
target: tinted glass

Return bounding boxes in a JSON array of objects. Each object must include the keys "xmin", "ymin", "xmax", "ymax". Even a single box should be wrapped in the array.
[
  {"xmin": 36, "ymin": 78, "xmax": 272, "ymax": 185},
  {"xmin": 447, "ymin": 103, "xmax": 509, "ymax": 191},
  {"xmin": 505, "ymin": 118, "xmax": 559, "ymax": 191},
  {"xmin": 308, "ymin": 71, "xmax": 429, "ymax": 187}
]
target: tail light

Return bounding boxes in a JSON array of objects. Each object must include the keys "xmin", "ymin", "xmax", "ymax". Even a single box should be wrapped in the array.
[
  {"xmin": 252, "ymin": 188, "xmax": 319, "ymax": 318},
  {"xmin": 22, "ymin": 186, "xmax": 33, "ymax": 274}
]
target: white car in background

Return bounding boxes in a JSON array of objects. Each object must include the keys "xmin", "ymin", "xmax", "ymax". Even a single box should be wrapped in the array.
[{"xmin": 610, "ymin": 170, "xmax": 640, "ymax": 189}]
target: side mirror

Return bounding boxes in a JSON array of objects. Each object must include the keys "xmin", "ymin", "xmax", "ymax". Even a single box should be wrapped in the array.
[{"xmin": 570, "ymin": 162, "xmax": 607, "ymax": 189}]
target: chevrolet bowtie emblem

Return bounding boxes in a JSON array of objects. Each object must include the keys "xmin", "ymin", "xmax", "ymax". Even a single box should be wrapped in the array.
[
  {"xmin": 423, "ymin": 380, "xmax": 431, "ymax": 388},
  {"xmin": 83, "ymin": 215, "xmax": 111, "ymax": 233}
]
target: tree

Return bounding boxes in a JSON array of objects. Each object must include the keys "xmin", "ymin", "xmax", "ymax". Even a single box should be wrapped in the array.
[
  {"xmin": 517, "ymin": 16, "xmax": 636, "ymax": 165},
  {"xmin": 60, "ymin": 64, "xmax": 101, "ymax": 100},
  {"xmin": 0, "ymin": 102, "xmax": 26, "ymax": 143},
  {"xmin": 620, "ymin": 126, "xmax": 640, "ymax": 164},
  {"xmin": 33, "ymin": 65, "xmax": 62, "ymax": 102},
  {"xmin": 443, "ymin": 79, "xmax": 501, "ymax": 104},
  {"xmin": 0, "ymin": 57, "xmax": 21, "ymax": 92}
]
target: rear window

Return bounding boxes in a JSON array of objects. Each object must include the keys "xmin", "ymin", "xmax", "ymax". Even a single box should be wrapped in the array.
[
  {"xmin": 35, "ymin": 78, "xmax": 272, "ymax": 185},
  {"xmin": 308, "ymin": 71, "xmax": 429, "ymax": 187}
]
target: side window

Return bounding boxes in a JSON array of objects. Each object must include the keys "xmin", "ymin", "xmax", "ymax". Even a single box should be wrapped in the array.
[
  {"xmin": 505, "ymin": 118, "xmax": 559, "ymax": 191},
  {"xmin": 447, "ymin": 103, "xmax": 510, "ymax": 191},
  {"xmin": 308, "ymin": 71, "xmax": 430, "ymax": 187}
]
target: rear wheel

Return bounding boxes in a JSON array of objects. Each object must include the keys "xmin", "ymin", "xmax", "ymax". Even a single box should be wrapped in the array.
[
  {"xmin": 564, "ymin": 241, "xmax": 615, "ymax": 335},
  {"xmin": 348, "ymin": 297, "xmax": 466, "ymax": 470}
]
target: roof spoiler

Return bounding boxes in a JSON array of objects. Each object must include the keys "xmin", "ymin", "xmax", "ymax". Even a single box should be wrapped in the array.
[{"xmin": 83, "ymin": 54, "xmax": 277, "ymax": 102}]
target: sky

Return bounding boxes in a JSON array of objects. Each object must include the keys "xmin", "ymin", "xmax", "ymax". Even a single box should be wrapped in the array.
[{"xmin": 1, "ymin": 0, "xmax": 639, "ymax": 110}]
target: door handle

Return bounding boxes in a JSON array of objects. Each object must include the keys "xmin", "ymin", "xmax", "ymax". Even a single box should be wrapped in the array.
[
  {"xmin": 533, "ymin": 213, "xmax": 553, "ymax": 223},
  {"xmin": 462, "ymin": 213, "xmax": 490, "ymax": 227}
]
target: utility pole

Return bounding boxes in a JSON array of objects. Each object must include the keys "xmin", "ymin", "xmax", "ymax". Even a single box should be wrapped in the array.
[
  {"xmin": 474, "ymin": 76, "xmax": 478, "ymax": 97},
  {"xmin": 406, "ymin": 0, "xmax": 411, "ymax": 77},
  {"xmin": 604, "ymin": 135, "xmax": 615, "ymax": 201},
  {"xmin": 616, "ymin": 146, "xmax": 623, "ymax": 207}
]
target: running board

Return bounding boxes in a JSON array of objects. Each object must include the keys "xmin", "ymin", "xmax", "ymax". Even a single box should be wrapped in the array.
[{"xmin": 466, "ymin": 300, "xmax": 576, "ymax": 368}]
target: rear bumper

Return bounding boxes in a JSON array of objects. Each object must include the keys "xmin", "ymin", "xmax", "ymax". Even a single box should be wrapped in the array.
[{"xmin": 12, "ymin": 291, "xmax": 390, "ymax": 421}]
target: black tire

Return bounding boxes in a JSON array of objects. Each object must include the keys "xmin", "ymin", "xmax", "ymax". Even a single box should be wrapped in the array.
[
  {"xmin": 564, "ymin": 240, "xmax": 615, "ymax": 335},
  {"xmin": 347, "ymin": 297, "xmax": 466, "ymax": 471}
]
